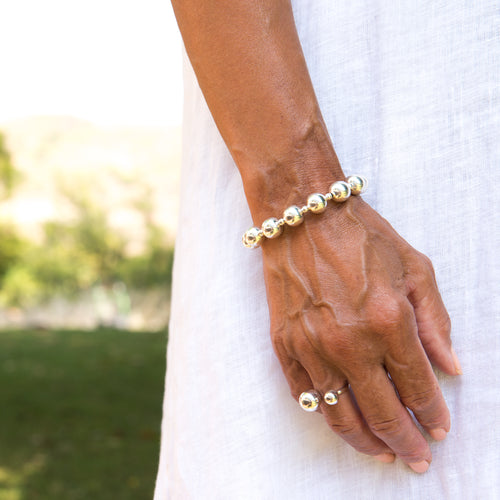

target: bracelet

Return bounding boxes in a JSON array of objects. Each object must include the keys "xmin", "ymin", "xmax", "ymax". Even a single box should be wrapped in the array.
[{"xmin": 242, "ymin": 175, "xmax": 367, "ymax": 248}]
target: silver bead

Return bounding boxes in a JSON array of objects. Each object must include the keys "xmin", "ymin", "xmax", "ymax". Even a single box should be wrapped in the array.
[
  {"xmin": 329, "ymin": 181, "xmax": 351, "ymax": 202},
  {"xmin": 307, "ymin": 193, "xmax": 327, "ymax": 213},
  {"xmin": 262, "ymin": 217, "xmax": 283, "ymax": 239},
  {"xmin": 242, "ymin": 227, "xmax": 263, "ymax": 248},
  {"xmin": 283, "ymin": 205, "xmax": 304, "ymax": 226},
  {"xmin": 324, "ymin": 391, "xmax": 339, "ymax": 405},
  {"xmin": 347, "ymin": 175, "xmax": 368, "ymax": 195},
  {"xmin": 299, "ymin": 390, "xmax": 320, "ymax": 412}
]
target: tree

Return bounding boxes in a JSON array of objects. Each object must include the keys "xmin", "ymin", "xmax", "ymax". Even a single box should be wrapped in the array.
[{"xmin": 0, "ymin": 132, "xmax": 19, "ymax": 200}]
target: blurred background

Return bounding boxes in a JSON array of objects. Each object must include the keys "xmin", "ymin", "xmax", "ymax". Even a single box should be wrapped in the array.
[{"xmin": 0, "ymin": 1, "xmax": 182, "ymax": 498}]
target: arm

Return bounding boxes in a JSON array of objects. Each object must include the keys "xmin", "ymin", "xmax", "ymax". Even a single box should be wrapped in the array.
[
  {"xmin": 172, "ymin": 0, "xmax": 461, "ymax": 471},
  {"xmin": 173, "ymin": 0, "xmax": 338, "ymax": 214}
]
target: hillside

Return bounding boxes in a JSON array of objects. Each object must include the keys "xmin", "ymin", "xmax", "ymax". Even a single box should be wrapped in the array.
[{"xmin": 0, "ymin": 116, "xmax": 181, "ymax": 249}]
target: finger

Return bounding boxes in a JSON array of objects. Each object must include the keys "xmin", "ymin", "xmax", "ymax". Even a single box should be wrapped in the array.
[
  {"xmin": 299, "ymin": 356, "xmax": 395, "ymax": 462},
  {"xmin": 350, "ymin": 366, "xmax": 432, "ymax": 473},
  {"xmin": 277, "ymin": 355, "xmax": 315, "ymax": 403},
  {"xmin": 272, "ymin": 336, "xmax": 317, "ymax": 401},
  {"xmin": 384, "ymin": 324, "xmax": 451, "ymax": 441},
  {"xmin": 322, "ymin": 390, "xmax": 396, "ymax": 463},
  {"xmin": 407, "ymin": 256, "xmax": 462, "ymax": 376}
]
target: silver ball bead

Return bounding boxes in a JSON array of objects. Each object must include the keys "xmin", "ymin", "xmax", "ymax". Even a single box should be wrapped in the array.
[
  {"xmin": 299, "ymin": 390, "xmax": 320, "ymax": 412},
  {"xmin": 242, "ymin": 227, "xmax": 263, "ymax": 248},
  {"xmin": 347, "ymin": 175, "xmax": 367, "ymax": 195},
  {"xmin": 283, "ymin": 205, "xmax": 304, "ymax": 226},
  {"xmin": 324, "ymin": 391, "xmax": 339, "ymax": 405},
  {"xmin": 262, "ymin": 217, "xmax": 283, "ymax": 239},
  {"xmin": 329, "ymin": 181, "xmax": 351, "ymax": 202},
  {"xmin": 307, "ymin": 193, "xmax": 327, "ymax": 213}
]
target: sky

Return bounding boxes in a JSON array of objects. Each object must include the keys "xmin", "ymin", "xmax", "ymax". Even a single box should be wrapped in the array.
[{"xmin": 0, "ymin": 0, "xmax": 183, "ymax": 127}]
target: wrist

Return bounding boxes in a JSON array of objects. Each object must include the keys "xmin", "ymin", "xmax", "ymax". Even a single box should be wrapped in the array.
[
  {"xmin": 242, "ymin": 175, "xmax": 368, "ymax": 250},
  {"xmin": 236, "ymin": 113, "xmax": 345, "ymax": 223}
]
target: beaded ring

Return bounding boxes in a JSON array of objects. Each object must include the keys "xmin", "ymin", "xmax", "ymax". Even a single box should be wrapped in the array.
[{"xmin": 242, "ymin": 175, "xmax": 367, "ymax": 248}]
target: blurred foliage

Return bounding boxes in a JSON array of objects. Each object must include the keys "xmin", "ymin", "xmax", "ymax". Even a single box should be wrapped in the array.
[
  {"xmin": 0, "ymin": 133, "xmax": 174, "ymax": 308},
  {"xmin": 0, "ymin": 224, "xmax": 24, "ymax": 281},
  {"xmin": 0, "ymin": 132, "xmax": 20, "ymax": 200}
]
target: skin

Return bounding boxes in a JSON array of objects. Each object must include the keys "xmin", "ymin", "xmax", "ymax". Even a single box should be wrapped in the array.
[{"xmin": 171, "ymin": 0, "xmax": 462, "ymax": 472}]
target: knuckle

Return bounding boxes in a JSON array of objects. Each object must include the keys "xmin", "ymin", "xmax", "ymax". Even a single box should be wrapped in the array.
[
  {"xmin": 327, "ymin": 334, "xmax": 357, "ymax": 360},
  {"xmin": 324, "ymin": 415, "xmax": 382, "ymax": 455},
  {"xmin": 272, "ymin": 328, "xmax": 308, "ymax": 360},
  {"xmin": 367, "ymin": 296, "xmax": 408, "ymax": 333},
  {"xmin": 326, "ymin": 414, "xmax": 360, "ymax": 436},
  {"xmin": 401, "ymin": 385, "xmax": 440, "ymax": 413},
  {"xmin": 420, "ymin": 333, "xmax": 440, "ymax": 353},
  {"xmin": 329, "ymin": 425, "xmax": 381, "ymax": 455},
  {"xmin": 271, "ymin": 336, "xmax": 291, "ymax": 365},
  {"xmin": 271, "ymin": 337, "xmax": 283, "ymax": 356},
  {"xmin": 418, "ymin": 253, "xmax": 435, "ymax": 273},
  {"xmin": 272, "ymin": 326, "xmax": 318, "ymax": 359},
  {"xmin": 441, "ymin": 313, "xmax": 452, "ymax": 337},
  {"xmin": 288, "ymin": 375, "xmax": 311, "ymax": 402},
  {"xmin": 367, "ymin": 415, "xmax": 402, "ymax": 437},
  {"xmin": 271, "ymin": 328, "xmax": 287, "ymax": 353},
  {"xmin": 410, "ymin": 253, "xmax": 437, "ymax": 285}
]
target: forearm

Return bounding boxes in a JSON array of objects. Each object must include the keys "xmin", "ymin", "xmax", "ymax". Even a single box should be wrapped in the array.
[{"xmin": 172, "ymin": 0, "xmax": 344, "ymax": 222}]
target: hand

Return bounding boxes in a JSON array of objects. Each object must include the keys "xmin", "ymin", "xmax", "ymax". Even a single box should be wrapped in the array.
[{"xmin": 262, "ymin": 196, "xmax": 461, "ymax": 472}]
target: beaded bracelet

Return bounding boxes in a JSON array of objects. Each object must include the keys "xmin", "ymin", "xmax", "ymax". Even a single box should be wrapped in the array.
[{"xmin": 242, "ymin": 175, "xmax": 367, "ymax": 248}]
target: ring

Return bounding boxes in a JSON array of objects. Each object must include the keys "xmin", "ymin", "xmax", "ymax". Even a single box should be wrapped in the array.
[
  {"xmin": 299, "ymin": 390, "xmax": 321, "ymax": 412},
  {"xmin": 323, "ymin": 384, "xmax": 349, "ymax": 405}
]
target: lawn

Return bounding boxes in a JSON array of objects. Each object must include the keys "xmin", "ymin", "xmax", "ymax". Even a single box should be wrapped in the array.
[{"xmin": 0, "ymin": 329, "xmax": 167, "ymax": 500}]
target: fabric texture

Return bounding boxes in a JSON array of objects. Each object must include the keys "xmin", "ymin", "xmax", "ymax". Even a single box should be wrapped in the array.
[{"xmin": 155, "ymin": 2, "xmax": 500, "ymax": 498}]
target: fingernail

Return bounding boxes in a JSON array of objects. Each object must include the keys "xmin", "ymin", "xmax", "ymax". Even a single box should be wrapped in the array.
[
  {"xmin": 374, "ymin": 453, "xmax": 395, "ymax": 463},
  {"xmin": 451, "ymin": 347, "xmax": 463, "ymax": 375},
  {"xmin": 408, "ymin": 460, "xmax": 430, "ymax": 473},
  {"xmin": 429, "ymin": 428, "xmax": 447, "ymax": 441}
]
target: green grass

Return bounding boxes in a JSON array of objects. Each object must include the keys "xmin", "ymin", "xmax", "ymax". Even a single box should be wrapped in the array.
[{"xmin": 0, "ymin": 329, "xmax": 167, "ymax": 500}]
